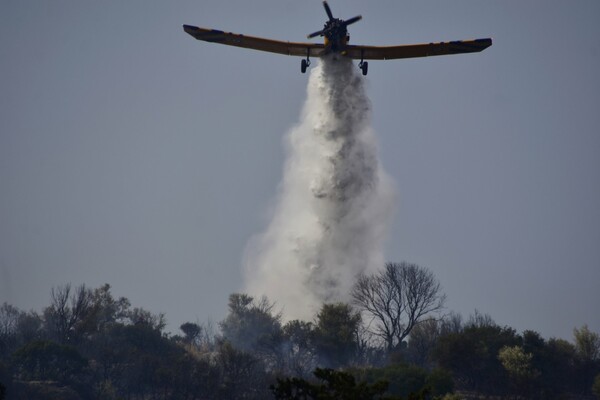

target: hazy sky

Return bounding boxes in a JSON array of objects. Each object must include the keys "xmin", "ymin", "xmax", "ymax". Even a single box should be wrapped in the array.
[{"xmin": 1, "ymin": 0, "xmax": 599, "ymax": 340}]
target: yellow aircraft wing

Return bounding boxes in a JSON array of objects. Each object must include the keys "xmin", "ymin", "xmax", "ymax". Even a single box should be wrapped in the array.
[
  {"xmin": 183, "ymin": 25, "xmax": 326, "ymax": 58},
  {"xmin": 343, "ymin": 39, "xmax": 492, "ymax": 60}
]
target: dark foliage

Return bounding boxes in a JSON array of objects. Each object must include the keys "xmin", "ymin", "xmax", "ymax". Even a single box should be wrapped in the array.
[
  {"xmin": 1, "ymin": 277, "xmax": 598, "ymax": 400},
  {"xmin": 432, "ymin": 321, "xmax": 600, "ymax": 399},
  {"xmin": 271, "ymin": 368, "xmax": 396, "ymax": 400},
  {"xmin": 433, "ymin": 324, "xmax": 519, "ymax": 394},
  {"xmin": 312, "ymin": 303, "xmax": 361, "ymax": 369}
]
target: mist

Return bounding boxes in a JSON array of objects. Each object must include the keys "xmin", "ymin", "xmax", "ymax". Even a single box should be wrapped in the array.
[{"xmin": 243, "ymin": 55, "xmax": 395, "ymax": 320}]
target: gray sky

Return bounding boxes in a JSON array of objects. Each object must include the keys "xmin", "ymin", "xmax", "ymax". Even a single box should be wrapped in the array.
[{"xmin": 1, "ymin": 0, "xmax": 599, "ymax": 340}]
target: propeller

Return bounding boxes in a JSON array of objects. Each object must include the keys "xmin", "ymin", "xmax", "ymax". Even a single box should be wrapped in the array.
[
  {"xmin": 323, "ymin": 1, "xmax": 334, "ymax": 21},
  {"xmin": 307, "ymin": 29, "xmax": 325, "ymax": 39},
  {"xmin": 306, "ymin": 1, "xmax": 362, "ymax": 39},
  {"xmin": 342, "ymin": 15, "xmax": 362, "ymax": 27}
]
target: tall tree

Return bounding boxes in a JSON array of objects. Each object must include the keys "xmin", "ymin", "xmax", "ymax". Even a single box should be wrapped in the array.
[
  {"xmin": 312, "ymin": 303, "xmax": 362, "ymax": 369},
  {"xmin": 85, "ymin": 284, "xmax": 131, "ymax": 331},
  {"xmin": 220, "ymin": 293, "xmax": 284, "ymax": 370},
  {"xmin": 572, "ymin": 325, "xmax": 600, "ymax": 397},
  {"xmin": 573, "ymin": 325, "xmax": 600, "ymax": 362},
  {"xmin": 0, "ymin": 303, "xmax": 22, "ymax": 357},
  {"xmin": 282, "ymin": 320, "xmax": 317, "ymax": 377},
  {"xmin": 352, "ymin": 262, "xmax": 446, "ymax": 352},
  {"xmin": 43, "ymin": 284, "xmax": 94, "ymax": 344}
]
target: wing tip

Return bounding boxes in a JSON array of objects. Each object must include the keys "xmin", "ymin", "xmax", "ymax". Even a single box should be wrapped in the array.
[
  {"xmin": 476, "ymin": 37, "xmax": 493, "ymax": 49},
  {"xmin": 183, "ymin": 24, "xmax": 197, "ymax": 36}
]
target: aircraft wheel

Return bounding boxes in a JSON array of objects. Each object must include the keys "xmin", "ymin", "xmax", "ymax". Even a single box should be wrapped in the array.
[
  {"xmin": 301, "ymin": 59, "xmax": 308, "ymax": 73},
  {"xmin": 361, "ymin": 61, "xmax": 368, "ymax": 76}
]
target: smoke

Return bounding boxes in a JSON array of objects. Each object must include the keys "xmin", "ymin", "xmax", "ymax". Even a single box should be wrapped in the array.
[{"xmin": 243, "ymin": 55, "xmax": 395, "ymax": 321}]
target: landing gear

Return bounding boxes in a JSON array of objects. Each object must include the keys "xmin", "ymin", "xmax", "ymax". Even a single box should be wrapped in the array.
[
  {"xmin": 359, "ymin": 60, "xmax": 368, "ymax": 76},
  {"xmin": 301, "ymin": 57, "xmax": 311, "ymax": 73},
  {"xmin": 358, "ymin": 50, "xmax": 368, "ymax": 76}
]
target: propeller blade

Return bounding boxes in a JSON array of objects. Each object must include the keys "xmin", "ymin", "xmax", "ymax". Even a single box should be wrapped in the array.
[
  {"xmin": 323, "ymin": 1, "xmax": 334, "ymax": 21},
  {"xmin": 343, "ymin": 15, "xmax": 362, "ymax": 26},
  {"xmin": 307, "ymin": 30, "xmax": 325, "ymax": 39}
]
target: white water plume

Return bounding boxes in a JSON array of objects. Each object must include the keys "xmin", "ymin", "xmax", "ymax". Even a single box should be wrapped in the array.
[{"xmin": 243, "ymin": 55, "xmax": 396, "ymax": 320}]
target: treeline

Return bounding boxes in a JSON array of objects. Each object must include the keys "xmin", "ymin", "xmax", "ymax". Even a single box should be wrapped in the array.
[{"xmin": 0, "ymin": 262, "xmax": 599, "ymax": 399}]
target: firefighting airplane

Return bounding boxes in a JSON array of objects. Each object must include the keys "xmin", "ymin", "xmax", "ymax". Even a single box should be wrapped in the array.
[{"xmin": 183, "ymin": 1, "xmax": 492, "ymax": 76}]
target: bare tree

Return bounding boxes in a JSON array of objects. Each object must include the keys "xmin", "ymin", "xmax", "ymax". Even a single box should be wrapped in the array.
[
  {"xmin": 0, "ymin": 303, "xmax": 21, "ymax": 339},
  {"xmin": 351, "ymin": 262, "xmax": 446, "ymax": 352},
  {"xmin": 466, "ymin": 309, "xmax": 496, "ymax": 328},
  {"xmin": 0, "ymin": 303, "xmax": 22, "ymax": 356},
  {"xmin": 44, "ymin": 284, "xmax": 93, "ymax": 343}
]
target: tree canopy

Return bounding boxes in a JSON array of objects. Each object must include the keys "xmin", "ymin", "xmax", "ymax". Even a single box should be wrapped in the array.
[{"xmin": 0, "ymin": 267, "xmax": 598, "ymax": 400}]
